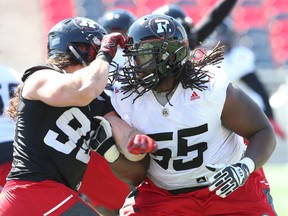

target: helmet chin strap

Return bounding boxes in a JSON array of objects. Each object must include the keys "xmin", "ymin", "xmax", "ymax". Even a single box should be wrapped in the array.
[{"xmin": 68, "ymin": 45, "xmax": 88, "ymax": 67}]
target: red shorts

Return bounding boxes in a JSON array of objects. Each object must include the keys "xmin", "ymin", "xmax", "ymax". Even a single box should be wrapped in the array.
[
  {"xmin": 0, "ymin": 180, "xmax": 99, "ymax": 216},
  {"xmin": 79, "ymin": 151, "xmax": 130, "ymax": 210},
  {"xmin": 0, "ymin": 161, "xmax": 12, "ymax": 188},
  {"xmin": 120, "ymin": 169, "xmax": 277, "ymax": 216},
  {"xmin": 0, "ymin": 152, "xmax": 130, "ymax": 211}
]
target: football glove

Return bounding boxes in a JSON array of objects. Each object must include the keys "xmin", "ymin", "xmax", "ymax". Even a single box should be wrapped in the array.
[
  {"xmin": 128, "ymin": 134, "xmax": 158, "ymax": 155},
  {"xmin": 90, "ymin": 116, "xmax": 120, "ymax": 163},
  {"xmin": 206, "ymin": 157, "xmax": 255, "ymax": 198},
  {"xmin": 97, "ymin": 33, "xmax": 126, "ymax": 63}
]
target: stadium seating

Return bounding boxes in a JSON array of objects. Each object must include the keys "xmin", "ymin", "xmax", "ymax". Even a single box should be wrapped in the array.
[{"xmin": 268, "ymin": 16, "xmax": 288, "ymax": 66}]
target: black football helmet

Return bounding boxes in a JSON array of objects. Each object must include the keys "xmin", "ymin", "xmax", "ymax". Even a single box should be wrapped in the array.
[
  {"xmin": 47, "ymin": 17, "xmax": 107, "ymax": 67},
  {"xmin": 152, "ymin": 4, "xmax": 194, "ymax": 34},
  {"xmin": 98, "ymin": 9, "xmax": 137, "ymax": 34},
  {"xmin": 120, "ymin": 14, "xmax": 189, "ymax": 99}
]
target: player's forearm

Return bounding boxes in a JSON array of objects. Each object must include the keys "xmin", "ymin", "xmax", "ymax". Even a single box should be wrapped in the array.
[
  {"xmin": 194, "ymin": 0, "xmax": 237, "ymax": 45},
  {"xmin": 76, "ymin": 58, "xmax": 110, "ymax": 103},
  {"xmin": 105, "ymin": 112, "xmax": 154, "ymax": 161},
  {"xmin": 244, "ymin": 125, "xmax": 276, "ymax": 171},
  {"xmin": 110, "ymin": 154, "xmax": 149, "ymax": 186},
  {"xmin": 210, "ymin": 0, "xmax": 238, "ymax": 22}
]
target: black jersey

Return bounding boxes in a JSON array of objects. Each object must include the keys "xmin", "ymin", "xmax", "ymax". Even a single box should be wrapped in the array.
[
  {"xmin": 189, "ymin": 0, "xmax": 237, "ymax": 49},
  {"xmin": 7, "ymin": 64, "xmax": 114, "ymax": 191}
]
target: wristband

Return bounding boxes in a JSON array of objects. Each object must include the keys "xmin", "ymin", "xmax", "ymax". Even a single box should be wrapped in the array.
[
  {"xmin": 239, "ymin": 157, "xmax": 255, "ymax": 173},
  {"xmin": 96, "ymin": 51, "xmax": 112, "ymax": 64},
  {"xmin": 95, "ymin": 136, "xmax": 120, "ymax": 163},
  {"xmin": 104, "ymin": 145, "xmax": 120, "ymax": 163}
]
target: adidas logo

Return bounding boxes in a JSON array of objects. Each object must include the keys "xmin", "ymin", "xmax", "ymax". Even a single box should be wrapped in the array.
[
  {"xmin": 196, "ymin": 176, "xmax": 207, "ymax": 183},
  {"xmin": 190, "ymin": 91, "xmax": 200, "ymax": 100}
]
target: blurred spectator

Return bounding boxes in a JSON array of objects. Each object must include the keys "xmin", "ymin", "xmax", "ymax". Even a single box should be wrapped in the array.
[
  {"xmin": 238, "ymin": 27, "xmax": 274, "ymax": 68},
  {"xmin": 204, "ymin": 18, "xmax": 286, "ymax": 140},
  {"xmin": 152, "ymin": 0, "xmax": 238, "ymax": 49}
]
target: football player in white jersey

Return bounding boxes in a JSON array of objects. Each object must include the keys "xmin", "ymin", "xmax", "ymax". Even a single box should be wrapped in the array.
[
  {"xmin": 110, "ymin": 14, "xmax": 277, "ymax": 215},
  {"xmin": 0, "ymin": 65, "xmax": 21, "ymax": 189}
]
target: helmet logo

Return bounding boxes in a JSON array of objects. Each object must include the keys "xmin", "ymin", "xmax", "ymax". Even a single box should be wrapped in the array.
[
  {"xmin": 74, "ymin": 17, "xmax": 99, "ymax": 31},
  {"xmin": 149, "ymin": 17, "xmax": 175, "ymax": 38}
]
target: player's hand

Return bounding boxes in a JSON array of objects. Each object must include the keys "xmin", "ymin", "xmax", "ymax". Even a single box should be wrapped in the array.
[
  {"xmin": 99, "ymin": 33, "xmax": 126, "ymax": 60},
  {"xmin": 128, "ymin": 134, "xmax": 158, "ymax": 155},
  {"xmin": 206, "ymin": 157, "xmax": 255, "ymax": 198},
  {"xmin": 90, "ymin": 116, "xmax": 120, "ymax": 163}
]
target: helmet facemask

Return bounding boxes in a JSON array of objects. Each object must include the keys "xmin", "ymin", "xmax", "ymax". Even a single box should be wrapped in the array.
[
  {"xmin": 68, "ymin": 42, "xmax": 96, "ymax": 67},
  {"xmin": 120, "ymin": 36, "xmax": 188, "ymax": 100},
  {"xmin": 123, "ymin": 41, "xmax": 158, "ymax": 87}
]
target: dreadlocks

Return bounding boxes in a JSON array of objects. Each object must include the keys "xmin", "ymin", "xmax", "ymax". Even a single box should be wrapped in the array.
[{"xmin": 180, "ymin": 42, "xmax": 225, "ymax": 90}]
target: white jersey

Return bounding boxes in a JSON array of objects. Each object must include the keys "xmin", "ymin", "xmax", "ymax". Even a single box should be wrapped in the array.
[
  {"xmin": 105, "ymin": 47, "xmax": 126, "ymax": 97},
  {"xmin": 222, "ymin": 46, "xmax": 255, "ymax": 81},
  {"xmin": 111, "ymin": 68, "xmax": 246, "ymax": 190},
  {"xmin": 0, "ymin": 65, "xmax": 21, "ymax": 143},
  {"xmin": 113, "ymin": 47, "xmax": 126, "ymax": 70},
  {"xmin": 221, "ymin": 46, "xmax": 264, "ymax": 109}
]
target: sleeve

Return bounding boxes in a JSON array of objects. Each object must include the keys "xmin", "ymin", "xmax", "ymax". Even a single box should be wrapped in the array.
[
  {"xmin": 22, "ymin": 64, "xmax": 64, "ymax": 82},
  {"xmin": 190, "ymin": 0, "xmax": 237, "ymax": 48},
  {"xmin": 100, "ymin": 92, "xmax": 115, "ymax": 115}
]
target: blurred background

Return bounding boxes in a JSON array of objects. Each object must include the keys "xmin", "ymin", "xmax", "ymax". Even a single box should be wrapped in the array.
[{"xmin": 0, "ymin": 0, "xmax": 287, "ymax": 214}]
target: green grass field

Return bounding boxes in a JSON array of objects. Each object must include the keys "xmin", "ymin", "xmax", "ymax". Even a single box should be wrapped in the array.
[{"xmin": 263, "ymin": 163, "xmax": 288, "ymax": 216}]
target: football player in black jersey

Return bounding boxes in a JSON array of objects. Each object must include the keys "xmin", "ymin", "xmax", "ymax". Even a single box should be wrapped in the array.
[{"xmin": 0, "ymin": 17, "xmax": 156, "ymax": 216}]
